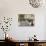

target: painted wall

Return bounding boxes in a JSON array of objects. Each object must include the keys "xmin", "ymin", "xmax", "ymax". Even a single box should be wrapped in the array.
[{"xmin": 0, "ymin": 0, "xmax": 46, "ymax": 40}]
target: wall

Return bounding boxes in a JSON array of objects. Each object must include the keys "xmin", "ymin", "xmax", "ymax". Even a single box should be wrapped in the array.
[{"xmin": 0, "ymin": 0, "xmax": 46, "ymax": 40}]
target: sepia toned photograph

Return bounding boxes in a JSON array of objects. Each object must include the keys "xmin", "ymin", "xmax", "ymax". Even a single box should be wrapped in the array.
[{"xmin": 18, "ymin": 14, "xmax": 35, "ymax": 26}]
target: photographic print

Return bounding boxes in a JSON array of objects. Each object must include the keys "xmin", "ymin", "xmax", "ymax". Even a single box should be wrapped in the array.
[{"xmin": 18, "ymin": 14, "xmax": 35, "ymax": 26}]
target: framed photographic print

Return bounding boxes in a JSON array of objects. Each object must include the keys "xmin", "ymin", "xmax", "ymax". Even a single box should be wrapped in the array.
[{"xmin": 18, "ymin": 14, "xmax": 35, "ymax": 26}]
